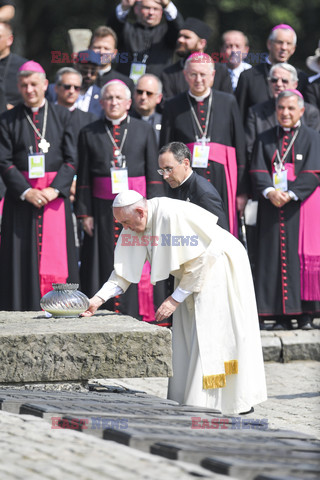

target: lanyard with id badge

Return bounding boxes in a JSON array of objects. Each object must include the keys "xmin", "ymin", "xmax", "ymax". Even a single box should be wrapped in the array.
[
  {"xmin": 188, "ymin": 92, "xmax": 212, "ymax": 169},
  {"xmin": 106, "ymin": 119, "xmax": 129, "ymax": 194},
  {"xmin": 129, "ymin": 53, "xmax": 148, "ymax": 84},
  {"xmin": 25, "ymin": 100, "xmax": 51, "ymax": 179},
  {"xmin": 273, "ymin": 127, "xmax": 299, "ymax": 191}
]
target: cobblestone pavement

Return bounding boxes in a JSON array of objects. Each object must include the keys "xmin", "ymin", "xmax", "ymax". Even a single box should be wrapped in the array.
[
  {"xmin": 104, "ymin": 360, "xmax": 320, "ymax": 439},
  {"xmin": 0, "ymin": 361, "xmax": 319, "ymax": 479}
]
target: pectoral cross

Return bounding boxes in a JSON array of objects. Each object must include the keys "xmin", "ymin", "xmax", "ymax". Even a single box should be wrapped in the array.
[{"xmin": 38, "ymin": 138, "xmax": 50, "ymax": 153}]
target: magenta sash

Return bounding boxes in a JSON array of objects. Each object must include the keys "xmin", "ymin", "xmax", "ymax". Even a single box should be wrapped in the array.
[
  {"xmin": 92, "ymin": 175, "xmax": 155, "ymax": 321},
  {"xmin": 93, "ymin": 176, "xmax": 147, "ymax": 200},
  {"xmin": 286, "ymin": 164, "xmax": 320, "ymax": 301},
  {"xmin": 186, "ymin": 142, "xmax": 238, "ymax": 236},
  {"xmin": 22, "ymin": 172, "xmax": 68, "ymax": 297}
]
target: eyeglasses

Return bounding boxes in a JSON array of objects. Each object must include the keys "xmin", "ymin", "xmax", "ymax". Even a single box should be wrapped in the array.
[
  {"xmin": 59, "ymin": 84, "xmax": 81, "ymax": 91},
  {"xmin": 136, "ymin": 89, "xmax": 157, "ymax": 96},
  {"xmin": 157, "ymin": 163, "xmax": 182, "ymax": 176},
  {"xmin": 269, "ymin": 77, "xmax": 290, "ymax": 84}
]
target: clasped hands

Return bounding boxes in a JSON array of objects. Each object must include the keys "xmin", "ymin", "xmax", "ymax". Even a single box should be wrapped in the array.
[
  {"xmin": 267, "ymin": 190, "xmax": 291, "ymax": 208},
  {"xmin": 25, "ymin": 187, "xmax": 59, "ymax": 209}
]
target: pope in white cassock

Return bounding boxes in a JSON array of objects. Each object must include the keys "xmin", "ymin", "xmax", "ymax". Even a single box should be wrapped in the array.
[{"xmin": 82, "ymin": 190, "xmax": 267, "ymax": 414}]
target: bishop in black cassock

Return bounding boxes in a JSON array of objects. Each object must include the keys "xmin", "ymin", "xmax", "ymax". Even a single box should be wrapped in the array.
[
  {"xmin": 75, "ymin": 80, "xmax": 164, "ymax": 321},
  {"xmin": 0, "ymin": 62, "xmax": 79, "ymax": 310},
  {"xmin": 160, "ymin": 54, "xmax": 248, "ymax": 235},
  {"xmin": 235, "ymin": 25, "xmax": 308, "ymax": 124},
  {"xmin": 250, "ymin": 91, "xmax": 320, "ymax": 328}
]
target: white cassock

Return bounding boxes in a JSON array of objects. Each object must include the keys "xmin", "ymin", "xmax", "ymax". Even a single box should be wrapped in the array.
[{"xmin": 97, "ymin": 197, "xmax": 267, "ymax": 414}]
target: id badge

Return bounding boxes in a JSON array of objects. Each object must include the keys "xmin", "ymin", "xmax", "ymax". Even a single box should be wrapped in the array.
[
  {"xmin": 129, "ymin": 62, "xmax": 147, "ymax": 84},
  {"xmin": 28, "ymin": 153, "xmax": 45, "ymax": 179},
  {"xmin": 111, "ymin": 167, "xmax": 129, "ymax": 194},
  {"xmin": 191, "ymin": 144, "xmax": 210, "ymax": 168},
  {"xmin": 273, "ymin": 170, "xmax": 288, "ymax": 192}
]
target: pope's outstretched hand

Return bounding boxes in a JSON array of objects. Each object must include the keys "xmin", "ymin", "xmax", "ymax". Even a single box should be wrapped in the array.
[{"xmin": 81, "ymin": 295, "xmax": 104, "ymax": 317}]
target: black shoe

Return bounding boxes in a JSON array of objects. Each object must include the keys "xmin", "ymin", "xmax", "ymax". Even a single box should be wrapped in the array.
[
  {"xmin": 300, "ymin": 322, "xmax": 313, "ymax": 330},
  {"xmin": 239, "ymin": 407, "xmax": 254, "ymax": 415},
  {"xmin": 273, "ymin": 323, "xmax": 289, "ymax": 330}
]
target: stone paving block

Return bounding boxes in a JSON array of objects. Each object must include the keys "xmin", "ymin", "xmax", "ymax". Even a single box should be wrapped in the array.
[
  {"xmin": 261, "ymin": 332, "xmax": 282, "ymax": 362},
  {"xmin": 150, "ymin": 441, "xmax": 320, "ymax": 465},
  {"xmin": 0, "ymin": 311, "xmax": 172, "ymax": 383},
  {"xmin": 201, "ymin": 456, "xmax": 320, "ymax": 480},
  {"xmin": 275, "ymin": 331, "xmax": 320, "ymax": 362}
]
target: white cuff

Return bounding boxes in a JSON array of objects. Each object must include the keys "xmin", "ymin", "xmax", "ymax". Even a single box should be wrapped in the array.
[
  {"xmin": 95, "ymin": 282, "xmax": 123, "ymax": 302},
  {"xmin": 116, "ymin": 3, "xmax": 130, "ymax": 21},
  {"xmin": 171, "ymin": 286, "xmax": 192, "ymax": 303},
  {"xmin": 262, "ymin": 187, "xmax": 275, "ymax": 199},
  {"xmin": 20, "ymin": 188, "xmax": 31, "ymax": 201},
  {"xmin": 164, "ymin": 2, "xmax": 177, "ymax": 20},
  {"xmin": 288, "ymin": 190, "xmax": 298, "ymax": 201}
]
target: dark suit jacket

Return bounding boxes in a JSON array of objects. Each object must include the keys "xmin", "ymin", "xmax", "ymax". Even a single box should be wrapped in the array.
[
  {"xmin": 108, "ymin": 9, "xmax": 184, "ymax": 78},
  {"xmin": 169, "ymin": 171, "xmax": 229, "ymax": 230},
  {"xmin": 46, "ymin": 84, "xmax": 103, "ymax": 117},
  {"xmin": 161, "ymin": 59, "xmax": 233, "ymax": 100},
  {"xmin": 246, "ymin": 98, "xmax": 320, "ymax": 158},
  {"xmin": 96, "ymin": 68, "xmax": 135, "ymax": 98},
  {"xmin": 304, "ymin": 76, "xmax": 320, "ymax": 111},
  {"xmin": 236, "ymin": 62, "xmax": 309, "ymax": 124},
  {"xmin": 0, "ymin": 52, "xmax": 28, "ymax": 110}
]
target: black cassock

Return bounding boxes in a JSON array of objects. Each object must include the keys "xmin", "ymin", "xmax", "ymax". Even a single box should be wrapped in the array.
[
  {"xmin": 161, "ymin": 59, "xmax": 233, "ymax": 100},
  {"xmin": 250, "ymin": 124, "xmax": 320, "ymax": 317},
  {"xmin": 0, "ymin": 102, "xmax": 79, "ymax": 310},
  {"xmin": 168, "ymin": 171, "xmax": 229, "ymax": 231},
  {"xmin": 75, "ymin": 116, "xmax": 164, "ymax": 320},
  {"xmin": 235, "ymin": 63, "xmax": 309, "ymax": 124},
  {"xmin": 160, "ymin": 90, "xmax": 248, "ymax": 232}
]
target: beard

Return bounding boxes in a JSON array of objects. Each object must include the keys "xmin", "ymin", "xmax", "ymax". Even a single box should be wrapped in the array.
[{"xmin": 175, "ymin": 46, "xmax": 192, "ymax": 59}]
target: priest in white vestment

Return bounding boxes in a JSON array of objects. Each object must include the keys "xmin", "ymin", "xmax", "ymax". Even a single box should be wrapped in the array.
[{"xmin": 82, "ymin": 190, "xmax": 267, "ymax": 414}]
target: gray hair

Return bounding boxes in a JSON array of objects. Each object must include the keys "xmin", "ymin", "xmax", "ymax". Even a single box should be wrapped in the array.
[
  {"xmin": 18, "ymin": 71, "xmax": 46, "ymax": 80},
  {"xmin": 269, "ymin": 63, "xmax": 298, "ymax": 83},
  {"xmin": 276, "ymin": 90, "xmax": 304, "ymax": 108},
  {"xmin": 159, "ymin": 142, "xmax": 191, "ymax": 163},
  {"xmin": 117, "ymin": 198, "xmax": 147, "ymax": 216},
  {"xmin": 101, "ymin": 80, "xmax": 131, "ymax": 99},
  {"xmin": 268, "ymin": 27, "xmax": 297, "ymax": 46},
  {"xmin": 136, "ymin": 73, "xmax": 163, "ymax": 94},
  {"xmin": 55, "ymin": 67, "xmax": 82, "ymax": 85}
]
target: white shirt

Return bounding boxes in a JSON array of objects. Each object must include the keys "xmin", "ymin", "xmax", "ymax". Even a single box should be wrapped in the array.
[
  {"xmin": 74, "ymin": 86, "xmax": 93, "ymax": 113},
  {"xmin": 228, "ymin": 61, "xmax": 252, "ymax": 91}
]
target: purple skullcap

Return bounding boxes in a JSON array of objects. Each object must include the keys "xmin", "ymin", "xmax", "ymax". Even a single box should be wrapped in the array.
[
  {"xmin": 272, "ymin": 24, "xmax": 295, "ymax": 32},
  {"xmin": 285, "ymin": 88, "xmax": 304, "ymax": 99},
  {"xmin": 19, "ymin": 60, "xmax": 45, "ymax": 73}
]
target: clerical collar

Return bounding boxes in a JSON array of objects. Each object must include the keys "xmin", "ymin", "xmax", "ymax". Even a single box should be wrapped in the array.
[
  {"xmin": 68, "ymin": 105, "xmax": 77, "ymax": 112},
  {"xmin": 188, "ymin": 89, "xmax": 211, "ymax": 102},
  {"xmin": 279, "ymin": 120, "xmax": 301, "ymax": 131},
  {"xmin": 25, "ymin": 99, "xmax": 46, "ymax": 113},
  {"xmin": 105, "ymin": 113, "xmax": 128, "ymax": 125},
  {"xmin": 179, "ymin": 170, "xmax": 193, "ymax": 187},
  {"xmin": 99, "ymin": 65, "xmax": 112, "ymax": 76}
]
